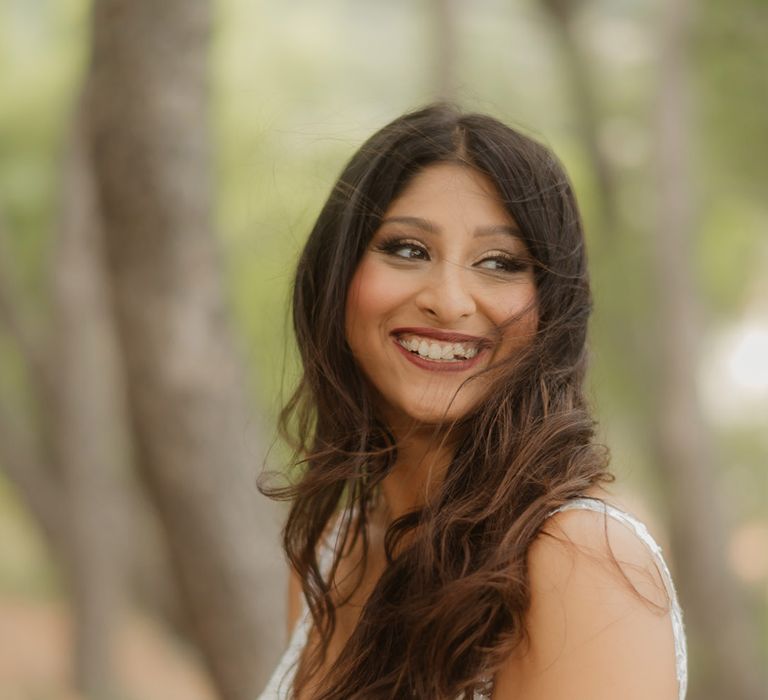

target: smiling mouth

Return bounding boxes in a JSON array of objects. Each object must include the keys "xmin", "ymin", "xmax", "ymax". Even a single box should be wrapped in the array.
[{"xmin": 394, "ymin": 333, "xmax": 483, "ymax": 362}]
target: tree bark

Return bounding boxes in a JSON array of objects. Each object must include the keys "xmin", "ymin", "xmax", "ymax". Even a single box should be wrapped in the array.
[
  {"xmin": 48, "ymin": 101, "xmax": 131, "ymax": 699},
  {"xmin": 651, "ymin": 0, "xmax": 765, "ymax": 697},
  {"xmin": 86, "ymin": 2, "xmax": 284, "ymax": 698},
  {"xmin": 0, "ymin": 108, "xmax": 192, "ymax": 696},
  {"xmin": 0, "ymin": 104, "xmax": 135, "ymax": 698}
]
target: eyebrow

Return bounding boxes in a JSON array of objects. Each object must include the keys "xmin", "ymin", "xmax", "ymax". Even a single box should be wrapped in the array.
[{"xmin": 379, "ymin": 216, "xmax": 522, "ymax": 239}]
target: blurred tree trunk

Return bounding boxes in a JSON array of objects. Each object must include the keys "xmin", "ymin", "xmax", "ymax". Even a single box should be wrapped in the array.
[
  {"xmin": 54, "ymin": 103, "xmax": 188, "ymax": 650},
  {"xmin": 0, "ymin": 119, "xmax": 124, "ymax": 698},
  {"xmin": 0, "ymin": 109, "xmax": 131, "ymax": 698},
  {"xmin": 539, "ymin": 0, "xmax": 618, "ymax": 238},
  {"xmin": 651, "ymin": 0, "xmax": 765, "ymax": 698},
  {"xmin": 431, "ymin": 0, "xmax": 459, "ymax": 101},
  {"xmin": 1, "ymin": 101, "xmax": 187, "ymax": 698},
  {"xmin": 86, "ymin": 1, "xmax": 283, "ymax": 698},
  {"xmin": 48, "ymin": 102, "xmax": 129, "ymax": 699}
]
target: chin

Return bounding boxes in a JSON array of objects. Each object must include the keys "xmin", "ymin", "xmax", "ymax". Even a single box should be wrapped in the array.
[{"xmin": 388, "ymin": 394, "xmax": 477, "ymax": 431}]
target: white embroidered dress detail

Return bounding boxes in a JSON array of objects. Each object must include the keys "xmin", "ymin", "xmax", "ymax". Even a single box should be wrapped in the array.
[{"xmin": 256, "ymin": 497, "xmax": 687, "ymax": 699}]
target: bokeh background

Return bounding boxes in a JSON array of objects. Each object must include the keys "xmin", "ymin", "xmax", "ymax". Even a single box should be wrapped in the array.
[{"xmin": 0, "ymin": 0, "xmax": 766, "ymax": 699}]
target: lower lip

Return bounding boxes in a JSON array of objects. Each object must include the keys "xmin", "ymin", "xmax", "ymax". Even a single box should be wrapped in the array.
[{"xmin": 392, "ymin": 338, "xmax": 486, "ymax": 372}]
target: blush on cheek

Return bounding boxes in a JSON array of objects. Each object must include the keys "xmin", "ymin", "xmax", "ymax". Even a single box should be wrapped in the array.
[
  {"xmin": 345, "ymin": 270, "xmax": 362, "ymax": 327},
  {"xmin": 345, "ymin": 262, "xmax": 379, "ymax": 352},
  {"xmin": 345, "ymin": 257, "xmax": 403, "ymax": 338},
  {"xmin": 493, "ymin": 308, "xmax": 539, "ymax": 363}
]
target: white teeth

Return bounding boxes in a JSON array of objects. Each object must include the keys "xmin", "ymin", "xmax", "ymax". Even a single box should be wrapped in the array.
[{"xmin": 398, "ymin": 335, "xmax": 481, "ymax": 362}]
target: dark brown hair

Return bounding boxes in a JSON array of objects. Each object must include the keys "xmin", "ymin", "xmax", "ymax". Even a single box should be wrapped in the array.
[{"xmin": 261, "ymin": 103, "xmax": 615, "ymax": 699}]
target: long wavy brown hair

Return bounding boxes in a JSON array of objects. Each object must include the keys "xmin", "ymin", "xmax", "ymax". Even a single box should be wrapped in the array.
[{"xmin": 260, "ymin": 103, "xmax": 615, "ymax": 699}]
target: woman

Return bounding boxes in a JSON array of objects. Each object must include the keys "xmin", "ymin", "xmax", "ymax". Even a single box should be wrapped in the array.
[{"xmin": 258, "ymin": 103, "xmax": 687, "ymax": 699}]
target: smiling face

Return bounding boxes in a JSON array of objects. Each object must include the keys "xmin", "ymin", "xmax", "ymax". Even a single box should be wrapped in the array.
[{"xmin": 345, "ymin": 162, "xmax": 539, "ymax": 429}]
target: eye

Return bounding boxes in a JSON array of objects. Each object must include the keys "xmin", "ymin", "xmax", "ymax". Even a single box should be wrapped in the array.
[
  {"xmin": 375, "ymin": 237, "xmax": 429, "ymax": 261},
  {"xmin": 475, "ymin": 253, "xmax": 530, "ymax": 273}
]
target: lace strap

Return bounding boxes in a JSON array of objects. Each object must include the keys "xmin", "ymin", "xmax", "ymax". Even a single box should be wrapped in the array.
[{"xmin": 549, "ymin": 497, "xmax": 688, "ymax": 700}]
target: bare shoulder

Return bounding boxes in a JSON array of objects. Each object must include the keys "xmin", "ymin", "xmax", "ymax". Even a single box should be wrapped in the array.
[
  {"xmin": 537, "ymin": 498, "xmax": 672, "ymax": 610},
  {"xmin": 493, "ymin": 499, "xmax": 678, "ymax": 700}
]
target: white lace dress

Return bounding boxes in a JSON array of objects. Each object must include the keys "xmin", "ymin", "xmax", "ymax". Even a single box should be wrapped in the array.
[{"xmin": 256, "ymin": 497, "xmax": 688, "ymax": 699}]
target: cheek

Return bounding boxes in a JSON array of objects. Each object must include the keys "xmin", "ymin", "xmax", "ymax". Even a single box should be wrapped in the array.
[
  {"xmin": 488, "ymin": 282, "xmax": 539, "ymax": 349},
  {"xmin": 345, "ymin": 257, "xmax": 404, "ymax": 343}
]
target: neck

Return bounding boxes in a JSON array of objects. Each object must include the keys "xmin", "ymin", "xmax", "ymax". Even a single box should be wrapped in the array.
[{"xmin": 374, "ymin": 421, "xmax": 457, "ymax": 527}]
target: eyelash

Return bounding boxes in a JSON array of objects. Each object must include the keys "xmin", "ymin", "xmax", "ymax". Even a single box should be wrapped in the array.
[
  {"xmin": 373, "ymin": 236, "xmax": 530, "ymax": 274},
  {"xmin": 375, "ymin": 237, "xmax": 429, "ymax": 260}
]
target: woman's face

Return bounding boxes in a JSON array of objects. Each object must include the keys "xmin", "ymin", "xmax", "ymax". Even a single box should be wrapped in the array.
[{"xmin": 345, "ymin": 163, "xmax": 538, "ymax": 428}]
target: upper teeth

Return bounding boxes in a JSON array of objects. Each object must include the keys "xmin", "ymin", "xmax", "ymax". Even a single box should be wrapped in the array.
[{"xmin": 397, "ymin": 335, "xmax": 479, "ymax": 360}]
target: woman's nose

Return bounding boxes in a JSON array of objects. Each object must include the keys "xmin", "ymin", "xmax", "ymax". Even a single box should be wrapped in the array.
[{"xmin": 414, "ymin": 261, "xmax": 477, "ymax": 322}]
